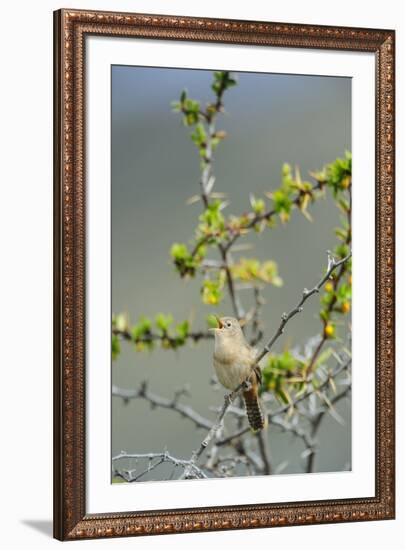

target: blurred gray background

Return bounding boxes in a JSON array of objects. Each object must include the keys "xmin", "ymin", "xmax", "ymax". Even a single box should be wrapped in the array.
[{"xmin": 112, "ymin": 66, "xmax": 351, "ymax": 479}]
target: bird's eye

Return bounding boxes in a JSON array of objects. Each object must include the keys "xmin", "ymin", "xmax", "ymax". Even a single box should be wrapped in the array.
[{"xmin": 226, "ymin": 321, "xmax": 232, "ymax": 328}]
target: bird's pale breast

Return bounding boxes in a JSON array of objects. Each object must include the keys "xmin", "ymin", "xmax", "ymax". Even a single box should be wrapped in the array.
[{"xmin": 213, "ymin": 345, "xmax": 255, "ymax": 391}]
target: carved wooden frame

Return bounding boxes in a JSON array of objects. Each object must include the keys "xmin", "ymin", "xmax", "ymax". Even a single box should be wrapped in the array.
[{"xmin": 53, "ymin": 8, "xmax": 395, "ymax": 541}]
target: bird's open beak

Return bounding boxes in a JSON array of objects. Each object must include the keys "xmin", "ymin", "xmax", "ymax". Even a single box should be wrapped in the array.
[
  {"xmin": 215, "ymin": 316, "xmax": 224, "ymax": 329},
  {"xmin": 209, "ymin": 316, "xmax": 223, "ymax": 331}
]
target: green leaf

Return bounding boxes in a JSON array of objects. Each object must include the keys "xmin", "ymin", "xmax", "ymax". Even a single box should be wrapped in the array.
[
  {"xmin": 112, "ymin": 334, "xmax": 120, "ymax": 361},
  {"xmin": 155, "ymin": 313, "xmax": 174, "ymax": 333},
  {"xmin": 207, "ymin": 314, "xmax": 219, "ymax": 329},
  {"xmin": 171, "ymin": 100, "xmax": 181, "ymax": 112},
  {"xmin": 170, "ymin": 242, "xmax": 201, "ymax": 278},
  {"xmin": 249, "ymin": 194, "xmax": 266, "ymax": 215},
  {"xmin": 132, "ymin": 316, "xmax": 152, "ymax": 340},
  {"xmin": 170, "ymin": 243, "xmax": 189, "ymax": 260},
  {"xmin": 324, "ymin": 152, "xmax": 352, "ymax": 196},
  {"xmin": 199, "ymin": 200, "xmax": 225, "ymax": 234},
  {"xmin": 276, "ymin": 386, "xmax": 291, "ymax": 404},
  {"xmin": 273, "ymin": 190, "xmax": 292, "ymax": 221},
  {"xmin": 176, "ymin": 320, "xmax": 190, "ymax": 339},
  {"xmin": 201, "ymin": 279, "xmax": 223, "ymax": 305},
  {"xmin": 191, "ymin": 123, "xmax": 207, "ymax": 147},
  {"xmin": 115, "ymin": 313, "xmax": 128, "ymax": 332},
  {"xmin": 335, "ymin": 227, "xmax": 348, "ymax": 242},
  {"xmin": 320, "ymin": 309, "xmax": 329, "ymax": 322},
  {"xmin": 211, "ymin": 71, "xmax": 237, "ymax": 95},
  {"xmin": 335, "ymin": 243, "xmax": 350, "ymax": 258}
]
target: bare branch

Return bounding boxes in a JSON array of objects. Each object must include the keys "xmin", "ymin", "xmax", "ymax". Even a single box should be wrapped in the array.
[
  {"xmin": 249, "ymin": 285, "xmax": 265, "ymax": 346},
  {"xmin": 205, "ymin": 454, "xmax": 254, "ymax": 477},
  {"xmin": 112, "ymin": 381, "xmax": 213, "ymax": 431},
  {"xmin": 254, "ymin": 251, "xmax": 352, "ymax": 364},
  {"xmin": 305, "ymin": 384, "xmax": 352, "ymax": 473},
  {"xmin": 179, "ymin": 380, "xmax": 252, "ymax": 479},
  {"xmin": 113, "ymin": 451, "xmax": 207, "ymax": 481},
  {"xmin": 271, "ymin": 416, "xmax": 314, "ymax": 449},
  {"xmin": 256, "ymin": 430, "xmax": 272, "ymax": 475},
  {"xmin": 216, "ymin": 357, "xmax": 351, "ymax": 446}
]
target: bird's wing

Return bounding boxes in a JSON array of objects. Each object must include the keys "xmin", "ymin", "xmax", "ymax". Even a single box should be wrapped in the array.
[
  {"xmin": 247, "ymin": 345, "xmax": 262, "ymax": 385},
  {"xmin": 252, "ymin": 364, "xmax": 262, "ymax": 386}
]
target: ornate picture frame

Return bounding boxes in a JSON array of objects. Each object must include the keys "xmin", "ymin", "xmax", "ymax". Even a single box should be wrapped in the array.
[{"xmin": 53, "ymin": 8, "xmax": 395, "ymax": 541}]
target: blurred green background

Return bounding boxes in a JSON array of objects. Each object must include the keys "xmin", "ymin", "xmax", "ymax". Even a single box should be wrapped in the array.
[{"xmin": 111, "ymin": 66, "xmax": 351, "ymax": 479}]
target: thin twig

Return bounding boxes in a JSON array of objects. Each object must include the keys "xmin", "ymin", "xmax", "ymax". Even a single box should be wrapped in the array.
[
  {"xmin": 223, "ymin": 181, "xmax": 324, "ymax": 253},
  {"xmin": 254, "ymin": 251, "xmax": 352, "ymax": 364},
  {"xmin": 250, "ymin": 286, "xmax": 265, "ymax": 346},
  {"xmin": 179, "ymin": 380, "xmax": 252, "ymax": 479},
  {"xmin": 112, "ymin": 451, "xmax": 207, "ymax": 481}
]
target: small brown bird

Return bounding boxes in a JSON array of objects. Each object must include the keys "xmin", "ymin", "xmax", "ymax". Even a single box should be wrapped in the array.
[{"xmin": 210, "ymin": 316, "xmax": 265, "ymax": 431}]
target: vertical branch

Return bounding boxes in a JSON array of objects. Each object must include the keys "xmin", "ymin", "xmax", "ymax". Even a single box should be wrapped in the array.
[
  {"xmin": 256, "ymin": 430, "xmax": 272, "ymax": 475},
  {"xmin": 219, "ymin": 247, "xmax": 245, "ymax": 320},
  {"xmin": 194, "ymin": 74, "xmax": 245, "ymax": 322},
  {"xmin": 305, "ymin": 385, "xmax": 351, "ymax": 473},
  {"xmin": 199, "ymin": 119, "xmax": 216, "ymax": 207},
  {"xmin": 250, "ymin": 286, "xmax": 265, "ymax": 346},
  {"xmin": 305, "ymin": 416, "xmax": 322, "ymax": 474}
]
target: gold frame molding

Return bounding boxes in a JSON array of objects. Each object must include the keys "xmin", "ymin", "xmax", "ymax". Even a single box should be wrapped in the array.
[{"xmin": 53, "ymin": 8, "xmax": 395, "ymax": 541}]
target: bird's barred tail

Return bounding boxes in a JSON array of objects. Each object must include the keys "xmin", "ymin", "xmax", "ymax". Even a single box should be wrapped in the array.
[{"xmin": 243, "ymin": 387, "xmax": 265, "ymax": 431}]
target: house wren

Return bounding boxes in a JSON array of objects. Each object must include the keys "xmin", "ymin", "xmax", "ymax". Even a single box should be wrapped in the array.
[{"xmin": 210, "ymin": 316, "xmax": 265, "ymax": 431}]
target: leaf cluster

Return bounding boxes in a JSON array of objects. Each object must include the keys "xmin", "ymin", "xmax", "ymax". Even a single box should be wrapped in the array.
[
  {"xmin": 201, "ymin": 271, "xmax": 226, "ymax": 305},
  {"xmin": 231, "ymin": 258, "xmax": 283, "ymax": 286},
  {"xmin": 261, "ymin": 351, "xmax": 306, "ymax": 404},
  {"xmin": 311, "ymin": 151, "xmax": 352, "ymax": 197},
  {"xmin": 112, "ymin": 313, "xmax": 195, "ymax": 359},
  {"xmin": 170, "ymin": 242, "xmax": 206, "ymax": 278}
]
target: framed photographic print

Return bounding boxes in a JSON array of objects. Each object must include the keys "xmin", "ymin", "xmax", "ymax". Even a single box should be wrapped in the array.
[{"xmin": 53, "ymin": 8, "xmax": 395, "ymax": 541}]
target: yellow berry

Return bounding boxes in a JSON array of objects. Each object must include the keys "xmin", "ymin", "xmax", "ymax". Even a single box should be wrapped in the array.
[
  {"xmin": 324, "ymin": 324, "xmax": 335, "ymax": 338},
  {"xmin": 341, "ymin": 302, "xmax": 350, "ymax": 314},
  {"xmin": 341, "ymin": 176, "xmax": 351, "ymax": 189},
  {"xmin": 324, "ymin": 282, "xmax": 334, "ymax": 293}
]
